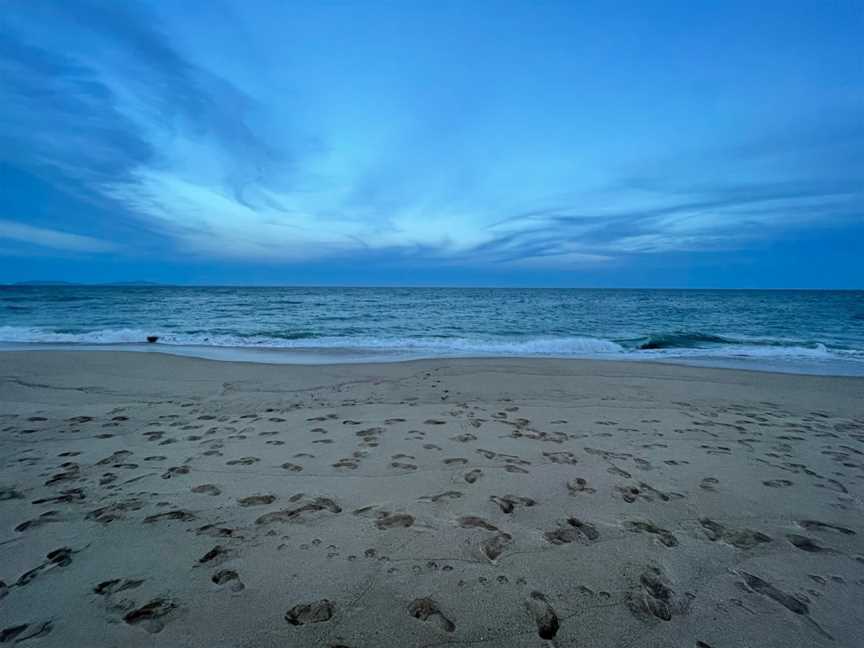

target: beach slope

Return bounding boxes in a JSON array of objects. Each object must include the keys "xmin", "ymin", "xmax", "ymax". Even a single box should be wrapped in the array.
[{"xmin": 1, "ymin": 352, "xmax": 862, "ymax": 647}]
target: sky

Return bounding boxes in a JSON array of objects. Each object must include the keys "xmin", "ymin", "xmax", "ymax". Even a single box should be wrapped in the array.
[{"xmin": 0, "ymin": 0, "xmax": 862, "ymax": 288}]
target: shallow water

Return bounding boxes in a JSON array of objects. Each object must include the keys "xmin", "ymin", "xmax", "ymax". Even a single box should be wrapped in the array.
[{"xmin": 1, "ymin": 286, "xmax": 863, "ymax": 375}]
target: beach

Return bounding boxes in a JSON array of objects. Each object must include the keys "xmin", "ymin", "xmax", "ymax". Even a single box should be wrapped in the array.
[{"xmin": 1, "ymin": 351, "xmax": 862, "ymax": 647}]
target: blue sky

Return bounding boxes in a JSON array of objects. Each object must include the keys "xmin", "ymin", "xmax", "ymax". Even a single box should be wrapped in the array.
[{"xmin": 1, "ymin": 0, "xmax": 862, "ymax": 287}]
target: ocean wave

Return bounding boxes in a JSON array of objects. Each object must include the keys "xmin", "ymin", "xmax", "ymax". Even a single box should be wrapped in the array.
[
  {"xmin": 1, "ymin": 326, "xmax": 862, "ymax": 368},
  {"xmin": 632, "ymin": 332, "xmax": 729, "ymax": 350},
  {"xmin": 0, "ymin": 326, "xmax": 624, "ymax": 355}
]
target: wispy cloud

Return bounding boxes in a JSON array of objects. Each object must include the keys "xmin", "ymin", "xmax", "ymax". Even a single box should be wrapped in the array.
[
  {"xmin": 0, "ymin": 219, "xmax": 116, "ymax": 253},
  {"xmin": 0, "ymin": 1, "xmax": 861, "ymax": 276}
]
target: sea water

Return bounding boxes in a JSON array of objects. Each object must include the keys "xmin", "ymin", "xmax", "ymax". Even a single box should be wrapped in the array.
[{"xmin": 1, "ymin": 286, "xmax": 863, "ymax": 375}]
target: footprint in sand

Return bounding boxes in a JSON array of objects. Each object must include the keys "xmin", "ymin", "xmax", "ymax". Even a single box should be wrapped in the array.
[
  {"xmin": 480, "ymin": 533, "xmax": 513, "ymax": 561},
  {"xmin": 237, "ymin": 495, "xmax": 276, "ymax": 507},
  {"xmin": 333, "ymin": 458, "xmax": 360, "ymax": 470},
  {"xmin": 375, "ymin": 512, "xmax": 415, "ymax": 529},
  {"xmin": 629, "ymin": 566, "xmax": 681, "ymax": 621},
  {"xmin": 197, "ymin": 545, "xmax": 237, "ymax": 565},
  {"xmin": 543, "ymin": 451, "xmax": 579, "ymax": 465},
  {"xmin": 624, "ymin": 520, "xmax": 679, "ymax": 547},
  {"xmin": 738, "ymin": 571, "xmax": 831, "ymax": 638},
  {"xmin": 566, "ymin": 478, "xmax": 596, "ymax": 495},
  {"xmin": 143, "ymin": 510, "xmax": 195, "ymax": 524},
  {"xmin": 280, "ymin": 462, "xmax": 304, "ymax": 472},
  {"xmin": 212, "ymin": 569, "xmax": 245, "ymax": 592},
  {"xmin": 490, "ymin": 495, "xmax": 536, "ymax": 514},
  {"xmin": 0, "ymin": 622, "xmax": 53, "ymax": 643},
  {"xmin": 526, "ymin": 591, "xmax": 559, "ymax": 639},
  {"xmin": 451, "ymin": 433, "xmax": 477, "ymax": 443},
  {"xmin": 255, "ymin": 497, "xmax": 341, "ymax": 525},
  {"xmin": 285, "ymin": 599, "xmax": 334, "ymax": 625},
  {"xmin": 798, "ymin": 520, "xmax": 855, "ymax": 535},
  {"xmin": 786, "ymin": 534, "xmax": 836, "ymax": 553},
  {"xmin": 420, "ymin": 491, "xmax": 463, "ymax": 503},
  {"xmin": 408, "ymin": 597, "xmax": 455, "ymax": 633},
  {"xmin": 226, "ymin": 457, "xmax": 259, "ymax": 466},
  {"xmin": 463, "ymin": 468, "xmax": 483, "ymax": 484},
  {"xmin": 699, "ymin": 518, "xmax": 771, "ymax": 549},
  {"xmin": 94, "ymin": 578, "xmax": 145, "ymax": 596},
  {"xmin": 763, "ymin": 479, "xmax": 793, "ymax": 488},
  {"xmin": 457, "ymin": 516, "xmax": 499, "ymax": 531},
  {"xmin": 124, "ymin": 598, "xmax": 177, "ymax": 634},
  {"xmin": 699, "ymin": 477, "xmax": 719, "ymax": 491},
  {"xmin": 545, "ymin": 518, "xmax": 599, "ymax": 545}
]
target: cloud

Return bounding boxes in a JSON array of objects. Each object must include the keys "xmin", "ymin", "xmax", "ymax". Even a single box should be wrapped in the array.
[
  {"xmin": 0, "ymin": 1, "xmax": 861, "ymax": 274},
  {"xmin": 0, "ymin": 219, "xmax": 116, "ymax": 252}
]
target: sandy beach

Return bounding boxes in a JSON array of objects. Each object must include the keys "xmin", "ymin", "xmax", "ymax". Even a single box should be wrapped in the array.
[{"xmin": 1, "ymin": 351, "xmax": 862, "ymax": 647}]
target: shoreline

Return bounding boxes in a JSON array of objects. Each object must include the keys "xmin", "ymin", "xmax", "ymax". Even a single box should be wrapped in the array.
[{"xmin": 3, "ymin": 343, "xmax": 864, "ymax": 378}]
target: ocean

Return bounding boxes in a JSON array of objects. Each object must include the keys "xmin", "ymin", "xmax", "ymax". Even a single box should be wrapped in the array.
[{"xmin": 1, "ymin": 286, "xmax": 863, "ymax": 375}]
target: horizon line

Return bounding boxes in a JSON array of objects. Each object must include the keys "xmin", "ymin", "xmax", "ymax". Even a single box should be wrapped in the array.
[{"xmin": 3, "ymin": 282, "xmax": 863, "ymax": 291}]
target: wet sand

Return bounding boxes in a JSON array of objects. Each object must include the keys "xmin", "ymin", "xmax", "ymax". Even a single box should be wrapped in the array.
[{"xmin": 1, "ymin": 351, "xmax": 862, "ymax": 647}]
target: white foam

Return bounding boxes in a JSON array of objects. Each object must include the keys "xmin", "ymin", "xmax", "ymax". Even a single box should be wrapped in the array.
[
  {"xmin": 0, "ymin": 327, "xmax": 624, "ymax": 355},
  {"xmin": 1, "ymin": 327, "xmax": 862, "ymax": 373}
]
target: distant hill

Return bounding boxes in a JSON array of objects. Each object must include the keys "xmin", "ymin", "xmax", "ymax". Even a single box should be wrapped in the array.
[
  {"xmin": 107, "ymin": 281, "xmax": 161, "ymax": 286},
  {"xmin": 9, "ymin": 280, "xmax": 161, "ymax": 286}
]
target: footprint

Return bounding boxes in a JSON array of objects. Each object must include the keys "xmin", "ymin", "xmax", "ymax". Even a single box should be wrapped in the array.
[
  {"xmin": 480, "ymin": 533, "xmax": 513, "ymax": 561},
  {"xmin": 238, "ymin": 495, "xmax": 276, "ymax": 507},
  {"xmin": 94, "ymin": 578, "xmax": 145, "ymax": 596},
  {"xmin": 143, "ymin": 510, "xmax": 195, "ymax": 524},
  {"xmin": 192, "ymin": 484, "xmax": 221, "ymax": 496},
  {"xmin": 451, "ymin": 433, "xmax": 477, "ymax": 443},
  {"xmin": 333, "ymin": 458, "xmax": 359, "ymax": 469},
  {"xmin": 543, "ymin": 451, "xmax": 579, "ymax": 465},
  {"xmin": 798, "ymin": 520, "xmax": 855, "ymax": 536},
  {"xmin": 699, "ymin": 518, "xmax": 771, "ymax": 549},
  {"xmin": 280, "ymin": 463, "xmax": 304, "ymax": 472},
  {"xmin": 464, "ymin": 469, "xmax": 483, "ymax": 484},
  {"xmin": 408, "ymin": 597, "xmax": 455, "ymax": 633},
  {"xmin": 0, "ymin": 622, "xmax": 53, "ymax": 643},
  {"xmin": 285, "ymin": 599, "xmax": 334, "ymax": 625},
  {"xmin": 375, "ymin": 512, "xmax": 415, "ymax": 529},
  {"xmin": 420, "ymin": 491, "xmax": 463, "ymax": 503},
  {"xmin": 124, "ymin": 598, "xmax": 177, "ymax": 634},
  {"xmin": 566, "ymin": 478, "xmax": 596, "ymax": 495},
  {"xmin": 699, "ymin": 477, "xmax": 719, "ymax": 491},
  {"xmin": 525, "ymin": 591, "xmax": 559, "ymax": 639},
  {"xmin": 786, "ymin": 534, "xmax": 835, "ymax": 553},
  {"xmin": 631, "ymin": 566, "xmax": 676, "ymax": 621},
  {"xmin": 212, "ymin": 569, "xmax": 245, "ymax": 592},
  {"xmin": 255, "ymin": 497, "xmax": 341, "ymax": 525},
  {"xmin": 490, "ymin": 495, "xmax": 536, "ymax": 514},
  {"xmin": 624, "ymin": 520, "xmax": 678, "ymax": 547},
  {"xmin": 763, "ymin": 479, "xmax": 793, "ymax": 488},
  {"xmin": 197, "ymin": 545, "xmax": 237, "ymax": 565},
  {"xmin": 545, "ymin": 518, "xmax": 599, "ymax": 545},
  {"xmin": 457, "ymin": 516, "xmax": 499, "ymax": 531},
  {"xmin": 739, "ymin": 571, "xmax": 807, "ymax": 615},
  {"xmin": 615, "ymin": 482, "xmax": 673, "ymax": 503},
  {"xmin": 443, "ymin": 458, "xmax": 468, "ymax": 465},
  {"xmin": 226, "ymin": 457, "xmax": 259, "ymax": 466}
]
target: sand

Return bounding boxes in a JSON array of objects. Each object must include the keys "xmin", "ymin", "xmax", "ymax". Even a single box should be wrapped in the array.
[{"xmin": 1, "ymin": 351, "xmax": 862, "ymax": 647}]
